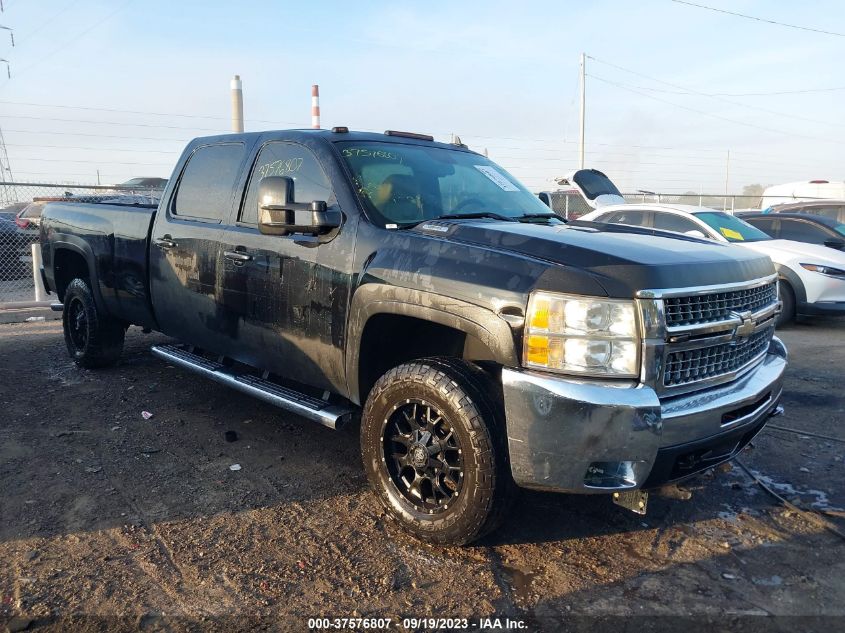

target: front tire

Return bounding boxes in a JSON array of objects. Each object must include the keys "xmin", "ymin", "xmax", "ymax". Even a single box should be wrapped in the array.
[
  {"xmin": 62, "ymin": 277, "xmax": 125, "ymax": 368},
  {"xmin": 776, "ymin": 280, "xmax": 796, "ymax": 328},
  {"xmin": 361, "ymin": 358, "xmax": 514, "ymax": 545}
]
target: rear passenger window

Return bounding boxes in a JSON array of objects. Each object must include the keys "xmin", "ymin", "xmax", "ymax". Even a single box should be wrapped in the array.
[
  {"xmin": 605, "ymin": 210, "xmax": 647, "ymax": 226},
  {"xmin": 746, "ymin": 217, "xmax": 777, "ymax": 236},
  {"xmin": 778, "ymin": 220, "xmax": 829, "ymax": 243},
  {"xmin": 173, "ymin": 143, "xmax": 246, "ymax": 221},
  {"xmin": 652, "ymin": 212, "xmax": 700, "ymax": 234},
  {"xmin": 240, "ymin": 142, "xmax": 333, "ymax": 225}
]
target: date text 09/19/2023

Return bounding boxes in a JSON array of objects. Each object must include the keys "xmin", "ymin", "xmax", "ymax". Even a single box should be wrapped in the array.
[{"xmin": 307, "ymin": 617, "xmax": 528, "ymax": 630}]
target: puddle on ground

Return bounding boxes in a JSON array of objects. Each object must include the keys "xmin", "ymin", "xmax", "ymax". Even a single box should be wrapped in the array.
[{"xmin": 501, "ymin": 565, "xmax": 536, "ymax": 602}]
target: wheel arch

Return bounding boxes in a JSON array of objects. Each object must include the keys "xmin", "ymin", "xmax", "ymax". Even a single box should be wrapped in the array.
[
  {"xmin": 51, "ymin": 240, "xmax": 103, "ymax": 307},
  {"xmin": 346, "ymin": 284, "xmax": 520, "ymax": 405}
]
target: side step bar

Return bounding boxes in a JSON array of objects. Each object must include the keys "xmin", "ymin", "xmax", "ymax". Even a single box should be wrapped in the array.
[{"xmin": 150, "ymin": 344, "xmax": 356, "ymax": 430}]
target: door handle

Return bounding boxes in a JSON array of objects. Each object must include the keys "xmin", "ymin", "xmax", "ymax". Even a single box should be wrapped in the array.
[
  {"xmin": 154, "ymin": 236, "xmax": 177, "ymax": 250},
  {"xmin": 224, "ymin": 250, "xmax": 253, "ymax": 263}
]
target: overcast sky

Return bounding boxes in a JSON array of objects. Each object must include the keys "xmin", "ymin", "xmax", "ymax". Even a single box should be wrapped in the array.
[{"xmin": 0, "ymin": 0, "xmax": 842, "ymax": 194}]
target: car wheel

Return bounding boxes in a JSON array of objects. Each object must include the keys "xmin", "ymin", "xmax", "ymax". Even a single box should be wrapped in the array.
[
  {"xmin": 62, "ymin": 277, "xmax": 125, "ymax": 368},
  {"xmin": 360, "ymin": 358, "xmax": 514, "ymax": 545},
  {"xmin": 776, "ymin": 280, "xmax": 795, "ymax": 328}
]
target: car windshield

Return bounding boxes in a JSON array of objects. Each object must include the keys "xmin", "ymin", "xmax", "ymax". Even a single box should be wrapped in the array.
[
  {"xmin": 694, "ymin": 211, "xmax": 771, "ymax": 242},
  {"xmin": 337, "ymin": 141, "xmax": 552, "ymax": 227}
]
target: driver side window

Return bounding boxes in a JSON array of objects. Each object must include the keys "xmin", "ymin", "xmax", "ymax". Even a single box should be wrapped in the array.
[{"xmin": 240, "ymin": 142, "xmax": 334, "ymax": 225}]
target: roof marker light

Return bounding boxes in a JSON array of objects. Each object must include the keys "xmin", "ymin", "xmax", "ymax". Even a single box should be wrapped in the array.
[{"xmin": 384, "ymin": 130, "xmax": 434, "ymax": 141}]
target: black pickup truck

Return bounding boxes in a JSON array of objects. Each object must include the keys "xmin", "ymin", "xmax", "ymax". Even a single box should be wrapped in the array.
[{"xmin": 41, "ymin": 129, "xmax": 787, "ymax": 544}]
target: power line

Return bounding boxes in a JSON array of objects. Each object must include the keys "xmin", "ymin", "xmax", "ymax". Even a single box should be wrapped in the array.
[
  {"xmin": 587, "ymin": 57, "xmax": 845, "ymax": 129},
  {"xmin": 0, "ymin": 98, "xmax": 826, "ymax": 160},
  {"xmin": 580, "ymin": 77, "xmax": 845, "ymax": 98},
  {"xmin": 4, "ymin": 143, "xmax": 179, "ymax": 154},
  {"xmin": 592, "ymin": 75, "xmax": 840, "ymax": 146},
  {"xmin": 12, "ymin": 0, "xmax": 135, "ymax": 76},
  {"xmin": 670, "ymin": 0, "xmax": 845, "ymax": 37},
  {"xmin": 0, "ymin": 99, "xmax": 303, "ymax": 126},
  {"xmin": 11, "ymin": 157, "xmax": 173, "ymax": 166},
  {"xmin": 1, "ymin": 128, "xmax": 191, "ymax": 142},
  {"xmin": 13, "ymin": 0, "xmax": 75, "ymax": 47},
  {"xmin": 1, "ymin": 114, "xmax": 231, "ymax": 133}
]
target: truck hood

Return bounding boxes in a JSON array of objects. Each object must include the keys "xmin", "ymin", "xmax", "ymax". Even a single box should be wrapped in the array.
[
  {"xmin": 739, "ymin": 239, "xmax": 845, "ymax": 266},
  {"xmin": 412, "ymin": 220, "xmax": 775, "ymax": 297}
]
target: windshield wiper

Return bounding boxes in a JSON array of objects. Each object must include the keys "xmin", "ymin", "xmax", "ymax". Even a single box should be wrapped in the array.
[
  {"xmin": 516, "ymin": 213, "xmax": 562, "ymax": 223},
  {"xmin": 437, "ymin": 212, "xmax": 518, "ymax": 222}
]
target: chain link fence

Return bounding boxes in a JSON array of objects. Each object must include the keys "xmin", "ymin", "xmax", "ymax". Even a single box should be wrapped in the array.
[
  {"xmin": 0, "ymin": 182, "xmax": 162, "ymax": 304},
  {"xmin": 540, "ymin": 191, "xmax": 764, "ymax": 219}
]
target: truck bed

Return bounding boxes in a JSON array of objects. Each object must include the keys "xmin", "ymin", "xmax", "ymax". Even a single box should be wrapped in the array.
[{"xmin": 41, "ymin": 201, "xmax": 158, "ymax": 329}]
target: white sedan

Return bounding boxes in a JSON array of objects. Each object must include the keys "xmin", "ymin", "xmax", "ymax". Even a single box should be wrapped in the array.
[{"xmin": 578, "ymin": 203, "xmax": 845, "ymax": 325}]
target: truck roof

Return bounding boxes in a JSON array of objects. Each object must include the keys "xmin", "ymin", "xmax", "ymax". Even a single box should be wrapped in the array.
[{"xmin": 185, "ymin": 128, "xmax": 474, "ymax": 153}]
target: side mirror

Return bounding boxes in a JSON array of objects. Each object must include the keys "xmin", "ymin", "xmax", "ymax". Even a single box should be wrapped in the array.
[
  {"xmin": 684, "ymin": 229, "xmax": 707, "ymax": 239},
  {"xmin": 824, "ymin": 239, "xmax": 845, "ymax": 250},
  {"xmin": 257, "ymin": 176, "xmax": 341, "ymax": 236}
]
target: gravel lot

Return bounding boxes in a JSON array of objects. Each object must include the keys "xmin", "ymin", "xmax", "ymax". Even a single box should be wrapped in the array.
[{"xmin": 0, "ymin": 318, "xmax": 843, "ymax": 632}]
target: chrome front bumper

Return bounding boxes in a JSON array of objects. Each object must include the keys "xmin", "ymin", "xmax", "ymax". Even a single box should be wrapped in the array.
[{"xmin": 502, "ymin": 337, "xmax": 787, "ymax": 493}]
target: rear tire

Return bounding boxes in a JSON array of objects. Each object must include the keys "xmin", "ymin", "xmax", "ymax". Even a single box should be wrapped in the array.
[
  {"xmin": 776, "ymin": 280, "xmax": 795, "ymax": 328},
  {"xmin": 360, "ymin": 358, "xmax": 514, "ymax": 545},
  {"xmin": 62, "ymin": 277, "xmax": 125, "ymax": 368}
]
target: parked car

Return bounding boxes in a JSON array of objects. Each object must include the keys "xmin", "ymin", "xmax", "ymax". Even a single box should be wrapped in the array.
[
  {"xmin": 41, "ymin": 129, "xmax": 786, "ymax": 545},
  {"xmin": 15, "ymin": 200, "xmax": 50, "ymax": 235},
  {"xmin": 763, "ymin": 199, "xmax": 845, "ymax": 224},
  {"xmin": 0, "ymin": 209, "xmax": 28, "ymax": 280},
  {"xmin": 578, "ymin": 203, "xmax": 845, "ymax": 325},
  {"xmin": 737, "ymin": 212, "xmax": 845, "ymax": 251},
  {"xmin": 114, "ymin": 177, "xmax": 168, "ymax": 191}
]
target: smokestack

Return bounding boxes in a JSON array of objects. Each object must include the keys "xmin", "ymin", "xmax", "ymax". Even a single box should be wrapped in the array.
[
  {"xmin": 311, "ymin": 84, "xmax": 321, "ymax": 129},
  {"xmin": 230, "ymin": 75, "xmax": 244, "ymax": 133}
]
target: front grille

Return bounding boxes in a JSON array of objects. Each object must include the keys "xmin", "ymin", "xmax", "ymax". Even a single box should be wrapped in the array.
[
  {"xmin": 664, "ymin": 282, "xmax": 777, "ymax": 327},
  {"xmin": 664, "ymin": 327, "xmax": 773, "ymax": 387}
]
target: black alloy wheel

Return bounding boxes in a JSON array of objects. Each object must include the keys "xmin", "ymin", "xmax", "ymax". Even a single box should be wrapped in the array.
[{"xmin": 383, "ymin": 400, "xmax": 463, "ymax": 514}]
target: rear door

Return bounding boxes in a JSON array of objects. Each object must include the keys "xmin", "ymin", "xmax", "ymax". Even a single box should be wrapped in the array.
[{"xmin": 149, "ymin": 141, "xmax": 250, "ymax": 351}]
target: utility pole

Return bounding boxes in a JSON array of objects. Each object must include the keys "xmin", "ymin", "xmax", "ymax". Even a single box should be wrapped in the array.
[
  {"xmin": 579, "ymin": 52, "xmax": 586, "ymax": 170},
  {"xmin": 230, "ymin": 75, "xmax": 244, "ymax": 133},
  {"xmin": 724, "ymin": 149, "xmax": 731, "ymax": 211}
]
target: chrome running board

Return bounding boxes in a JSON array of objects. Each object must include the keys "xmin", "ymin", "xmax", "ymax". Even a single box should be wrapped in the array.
[{"xmin": 150, "ymin": 344, "xmax": 355, "ymax": 430}]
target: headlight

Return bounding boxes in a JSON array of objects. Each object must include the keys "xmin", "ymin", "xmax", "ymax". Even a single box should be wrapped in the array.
[
  {"xmin": 523, "ymin": 291, "xmax": 640, "ymax": 377},
  {"xmin": 800, "ymin": 263, "xmax": 845, "ymax": 277}
]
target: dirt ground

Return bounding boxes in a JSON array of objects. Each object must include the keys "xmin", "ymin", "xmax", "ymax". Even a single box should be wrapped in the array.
[{"xmin": 0, "ymin": 318, "xmax": 843, "ymax": 632}]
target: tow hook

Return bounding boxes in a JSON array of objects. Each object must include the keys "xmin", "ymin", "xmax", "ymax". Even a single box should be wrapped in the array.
[
  {"xmin": 612, "ymin": 489, "xmax": 648, "ymax": 515},
  {"xmin": 770, "ymin": 405, "xmax": 785, "ymax": 418}
]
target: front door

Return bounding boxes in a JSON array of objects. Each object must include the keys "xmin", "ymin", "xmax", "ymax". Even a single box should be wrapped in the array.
[
  {"xmin": 149, "ymin": 141, "xmax": 249, "ymax": 352},
  {"xmin": 218, "ymin": 140, "xmax": 354, "ymax": 395}
]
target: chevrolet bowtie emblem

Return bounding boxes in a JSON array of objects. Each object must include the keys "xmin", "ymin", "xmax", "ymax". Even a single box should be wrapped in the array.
[{"xmin": 733, "ymin": 311, "xmax": 756, "ymax": 338}]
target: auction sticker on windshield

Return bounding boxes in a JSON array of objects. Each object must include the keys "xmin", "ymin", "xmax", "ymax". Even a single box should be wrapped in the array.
[
  {"xmin": 474, "ymin": 165, "xmax": 519, "ymax": 191},
  {"xmin": 720, "ymin": 227, "xmax": 744, "ymax": 240}
]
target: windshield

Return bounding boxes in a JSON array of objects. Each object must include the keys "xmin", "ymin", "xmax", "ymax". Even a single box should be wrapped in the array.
[
  {"xmin": 834, "ymin": 224, "xmax": 845, "ymax": 237},
  {"xmin": 694, "ymin": 211, "xmax": 771, "ymax": 242},
  {"xmin": 338, "ymin": 141, "xmax": 552, "ymax": 227}
]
